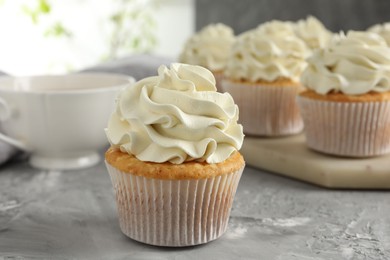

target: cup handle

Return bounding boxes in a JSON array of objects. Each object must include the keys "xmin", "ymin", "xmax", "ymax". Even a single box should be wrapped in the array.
[{"xmin": 0, "ymin": 97, "xmax": 31, "ymax": 151}]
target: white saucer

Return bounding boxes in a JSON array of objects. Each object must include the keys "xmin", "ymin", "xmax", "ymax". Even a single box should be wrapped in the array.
[{"xmin": 29, "ymin": 152, "xmax": 100, "ymax": 170}]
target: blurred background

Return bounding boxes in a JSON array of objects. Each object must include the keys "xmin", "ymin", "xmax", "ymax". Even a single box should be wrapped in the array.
[
  {"xmin": 0, "ymin": 0, "xmax": 389, "ymax": 76},
  {"xmin": 0, "ymin": 0, "xmax": 194, "ymax": 75},
  {"xmin": 196, "ymin": 0, "xmax": 390, "ymax": 33}
]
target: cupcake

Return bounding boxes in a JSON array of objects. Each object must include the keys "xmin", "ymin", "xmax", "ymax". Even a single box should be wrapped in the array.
[
  {"xmin": 179, "ymin": 23, "xmax": 235, "ymax": 92},
  {"xmin": 368, "ymin": 22, "xmax": 390, "ymax": 46},
  {"xmin": 222, "ymin": 20, "xmax": 309, "ymax": 136},
  {"xmin": 294, "ymin": 16, "xmax": 332, "ymax": 51},
  {"xmin": 298, "ymin": 31, "xmax": 390, "ymax": 157},
  {"xmin": 105, "ymin": 63, "xmax": 245, "ymax": 246}
]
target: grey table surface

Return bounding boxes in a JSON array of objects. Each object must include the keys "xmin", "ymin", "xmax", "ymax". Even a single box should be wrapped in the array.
[{"xmin": 0, "ymin": 150, "xmax": 389, "ymax": 260}]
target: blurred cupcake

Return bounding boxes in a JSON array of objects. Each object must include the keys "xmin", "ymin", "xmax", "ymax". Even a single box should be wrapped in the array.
[
  {"xmin": 298, "ymin": 31, "xmax": 390, "ymax": 157},
  {"xmin": 294, "ymin": 16, "xmax": 332, "ymax": 51},
  {"xmin": 222, "ymin": 20, "xmax": 309, "ymax": 136},
  {"xmin": 179, "ymin": 23, "xmax": 235, "ymax": 92},
  {"xmin": 368, "ymin": 22, "xmax": 390, "ymax": 46},
  {"xmin": 105, "ymin": 63, "xmax": 245, "ymax": 246}
]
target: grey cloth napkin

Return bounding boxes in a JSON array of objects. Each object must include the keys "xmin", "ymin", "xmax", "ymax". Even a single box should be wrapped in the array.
[
  {"xmin": 0, "ymin": 71, "xmax": 19, "ymax": 165},
  {"xmin": 0, "ymin": 141, "xmax": 18, "ymax": 165},
  {"xmin": 0, "ymin": 54, "xmax": 173, "ymax": 165}
]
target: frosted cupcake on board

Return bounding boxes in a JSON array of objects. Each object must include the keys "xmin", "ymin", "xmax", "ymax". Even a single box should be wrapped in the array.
[
  {"xmin": 105, "ymin": 63, "xmax": 245, "ymax": 246},
  {"xmin": 298, "ymin": 31, "xmax": 390, "ymax": 157},
  {"xmin": 179, "ymin": 23, "xmax": 235, "ymax": 92},
  {"xmin": 222, "ymin": 20, "xmax": 309, "ymax": 136}
]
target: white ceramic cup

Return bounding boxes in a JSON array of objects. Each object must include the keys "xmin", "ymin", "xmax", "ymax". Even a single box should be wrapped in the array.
[{"xmin": 0, "ymin": 73, "xmax": 134, "ymax": 170}]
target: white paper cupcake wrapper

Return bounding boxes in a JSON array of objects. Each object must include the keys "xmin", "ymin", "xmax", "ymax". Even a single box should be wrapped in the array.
[
  {"xmin": 212, "ymin": 71, "xmax": 224, "ymax": 93},
  {"xmin": 106, "ymin": 162, "xmax": 244, "ymax": 247},
  {"xmin": 298, "ymin": 96, "xmax": 390, "ymax": 157},
  {"xmin": 222, "ymin": 79, "xmax": 303, "ymax": 136}
]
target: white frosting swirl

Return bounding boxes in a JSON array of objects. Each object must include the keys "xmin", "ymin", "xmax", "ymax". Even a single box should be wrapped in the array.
[
  {"xmin": 179, "ymin": 23, "xmax": 235, "ymax": 71},
  {"xmin": 224, "ymin": 20, "xmax": 308, "ymax": 82},
  {"xmin": 368, "ymin": 22, "xmax": 390, "ymax": 46},
  {"xmin": 294, "ymin": 16, "xmax": 332, "ymax": 50},
  {"xmin": 257, "ymin": 20, "xmax": 296, "ymax": 36},
  {"xmin": 106, "ymin": 63, "xmax": 244, "ymax": 164},
  {"xmin": 301, "ymin": 31, "xmax": 390, "ymax": 95}
]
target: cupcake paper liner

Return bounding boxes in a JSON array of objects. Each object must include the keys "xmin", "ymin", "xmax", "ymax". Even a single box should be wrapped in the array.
[
  {"xmin": 298, "ymin": 96, "xmax": 390, "ymax": 157},
  {"xmin": 212, "ymin": 71, "xmax": 224, "ymax": 93},
  {"xmin": 106, "ymin": 162, "xmax": 244, "ymax": 247},
  {"xmin": 222, "ymin": 79, "xmax": 304, "ymax": 136}
]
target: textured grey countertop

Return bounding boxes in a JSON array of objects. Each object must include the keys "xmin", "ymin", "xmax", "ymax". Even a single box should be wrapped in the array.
[{"xmin": 0, "ymin": 151, "xmax": 389, "ymax": 260}]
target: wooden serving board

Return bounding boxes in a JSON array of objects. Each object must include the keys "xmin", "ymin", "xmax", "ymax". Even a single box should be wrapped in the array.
[{"xmin": 241, "ymin": 134, "xmax": 390, "ymax": 189}]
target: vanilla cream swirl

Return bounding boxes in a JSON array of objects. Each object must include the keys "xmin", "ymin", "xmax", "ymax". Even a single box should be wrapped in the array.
[
  {"xmin": 224, "ymin": 20, "xmax": 308, "ymax": 82},
  {"xmin": 106, "ymin": 63, "xmax": 244, "ymax": 164},
  {"xmin": 179, "ymin": 23, "xmax": 235, "ymax": 71},
  {"xmin": 368, "ymin": 22, "xmax": 390, "ymax": 46},
  {"xmin": 301, "ymin": 31, "xmax": 390, "ymax": 95},
  {"xmin": 294, "ymin": 16, "xmax": 332, "ymax": 50}
]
